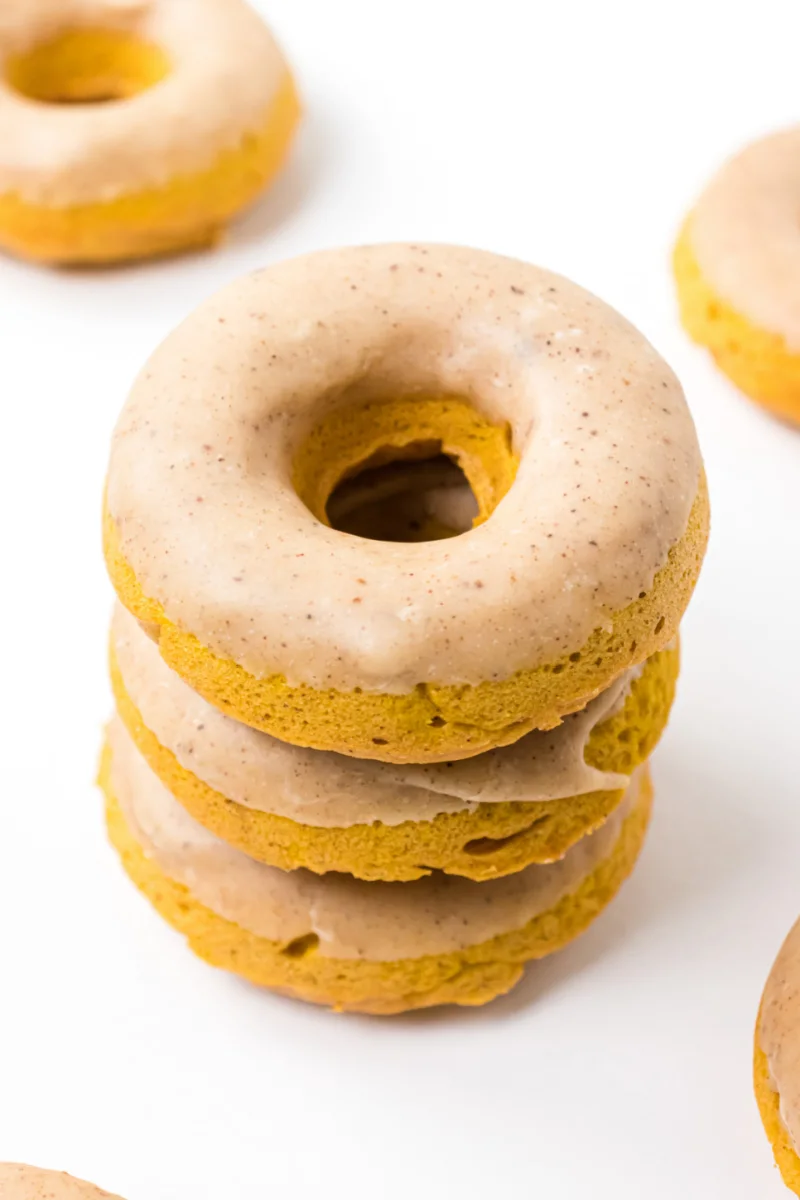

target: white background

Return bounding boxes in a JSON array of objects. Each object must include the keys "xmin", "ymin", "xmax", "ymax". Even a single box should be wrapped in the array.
[{"xmin": 1, "ymin": 1, "xmax": 799, "ymax": 1196}]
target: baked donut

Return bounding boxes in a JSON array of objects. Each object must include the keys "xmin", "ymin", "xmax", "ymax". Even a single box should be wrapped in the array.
[
  {"xmin": 110, "ymin": 602, "xmax": 677, "ymax": 881},
  {"xmin": 104, "ymin": 243, "xmax": 708, "ymax": 763},
  {"xmin": 755, "ymin": 917, "xmax": 800, "ymax": 1194},
  {"xmin": 0, "ymin": 1164, "xmax": 123, "ymax": 1200},
  {"xmin": 0, "ymin": 0, "xmax": 299, "ymax": 264},
  {"xmin": 674, "ymin": 128, "xmax": 800, "ymax": 424},
  {"xmin": 101, "ymin": 719, "xmax": 653, "ymax": 1014}
]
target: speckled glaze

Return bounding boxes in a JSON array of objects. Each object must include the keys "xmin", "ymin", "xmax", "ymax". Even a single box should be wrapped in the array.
[
  {"xmin": 760, "ymin": 917, "xmax": 800, "ymax": 1152},
  {"xmin": 688, "ymin": 127, "xmax": 800, "ymax": 350},
  {"xmin": 112, "ymin": 604, "xmax": 633, "ymax": 826},
  {"xmin": 0, "ymin": 1164, "xmax": 122, "ymax": 1200},
  {"xmin": 0, "ymin": 0, "xmax": 290, "ymax": 204},
  {"xmin": 109, "ymin": 717, "xmax": 640, "ymax": 962},
  {"xmin": 107, "ymin": 243, "xmax": 701, "ymax": 693}
]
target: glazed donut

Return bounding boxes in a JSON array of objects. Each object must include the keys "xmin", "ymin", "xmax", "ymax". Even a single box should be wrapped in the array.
[
  {"xmin": 0, "ymin": 1164, "xmax": 123, "ymax": 1200},
  {"xmin": 110, "ymin": 603, "xmax": 677, "ymax": 880},
  {"xmin": 755, "ymin": 918, "xmax": 800, "ymax": 1194},
  {"xmin": 101, "ymin": 720, "xmax": 653, "ymax": 1014},
  {"xmin": 0, "ymin": 0, "xmax": 299, "ymax": 263},
  {"xmin": 674, "ymin": 127, "xmax": 800, "ymax": 424},
  {"xmin": 104, "ymin": 243, "xmax": 708, "ymax": 763}
]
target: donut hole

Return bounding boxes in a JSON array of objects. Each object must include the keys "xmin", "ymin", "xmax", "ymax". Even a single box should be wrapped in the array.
[
  {"xmin": 293, "ymin": 396, "xmax": 518, "ymax": 544},
  {"xmin": 6, "ymin": 29, "xmax": 170, "ymax": 105},
  {"xmin": 327, "ymin": 447, "xmax": 478, "ymax": 543}
]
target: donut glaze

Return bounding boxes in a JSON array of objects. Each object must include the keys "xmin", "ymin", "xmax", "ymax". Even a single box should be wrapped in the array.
[
  {"xmin": 101, "ymin": 722, "xmax": 653, "ymax": 1013},
  {"xmin": 0, "ymin": 0, "xmax": 299, "ymax": 262},
  {"xmin": 0, "ymin": 1164, "xmax": 123, "ymax": 1200},
  {"xmin": 675, "ymin": 128, "xmax": 800, "ymax": 423},
  {"xmin": 110, "ymin": 602, "xmax": 678, "ymax": 880},
  {"xmin": 105, "ymin": 244, "xmax": 708, "ymax": 760}
]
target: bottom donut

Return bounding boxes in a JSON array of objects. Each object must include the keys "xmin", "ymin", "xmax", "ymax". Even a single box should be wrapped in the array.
[{"xmin": 100, "ymin": 719, "xmax": 653, "ymax": 1015}]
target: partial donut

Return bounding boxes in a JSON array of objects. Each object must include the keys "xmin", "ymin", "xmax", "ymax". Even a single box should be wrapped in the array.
[
  {"xmin": 0, "ymin": 0, "xmax": 299, "ymax": 263},
  {"xmin": 675, "ymin": 127, "xmax": 800, "ymax": 424}
]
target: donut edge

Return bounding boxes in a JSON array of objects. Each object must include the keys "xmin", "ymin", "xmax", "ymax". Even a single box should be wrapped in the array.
[
  {"xmin": 674, "ymin": 220, "xmax": 800, "ymax": 425},
  {"xmin": 754, "ymin": 1013, "xmax": 800, "ymax": 1195}
]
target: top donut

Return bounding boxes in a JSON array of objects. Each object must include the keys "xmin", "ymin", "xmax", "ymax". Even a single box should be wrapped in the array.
[{"xmin": 104, "ymin": 243, "xmax": 708, "ymax": 762}]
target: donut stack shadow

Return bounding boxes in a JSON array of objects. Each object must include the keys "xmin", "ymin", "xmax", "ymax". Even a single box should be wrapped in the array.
[{"xmin": 99, "ymin": 245, "xmax": 709, "ymax": 1015}]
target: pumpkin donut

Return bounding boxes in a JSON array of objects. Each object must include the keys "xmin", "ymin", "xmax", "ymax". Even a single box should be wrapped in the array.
[
  {"xmin": 0, "ymin": 1164, "xmax": 124, "ymax": 1200},
  {"xmin": 755, "ymin": 917, "xmax": 800, "ymax": 1194},
  {"xmin": 104, "ymin": 243, "xmax": 708, "ymax": 763},
  {"xmin": 100, "ymin": 720, "xmax": 653, "ymax": 1015},
  {"xmin": 0, "ymin": 0, "xmax": 300, "ymax": 264},
  {"xmin": 674, "ymin": 127, "xmax": 800, "ymax": 424},
  {"xmin": 110, "ymin": 603, "xmax": 677, "ymax": 881}
]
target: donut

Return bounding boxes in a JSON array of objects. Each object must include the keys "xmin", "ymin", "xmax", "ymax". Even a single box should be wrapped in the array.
[
  {"xmin": 755, "ymin": 918, "xmax": 800, "ymax": 1193},
  {"xmin": 100, "ymin": 719, "xmax": 653, "ymax": 1014},
  {"xmin": 104, "ymin": 243, "xmax": 708, "ymax": 763},
  {"xmin": 0, "ymin": 0, "xmax": 300, "ymax": 264},
  {"xmin": 109, "ymin": 602, "xmax": 677, "ymax": 880},
  {"xmin": 674, "ymin": 128, "xmax": 800, "ymax": 424},
  {"xmin": 0, "ymin": 1164, "xmax": 123, "ymax": 1200}
]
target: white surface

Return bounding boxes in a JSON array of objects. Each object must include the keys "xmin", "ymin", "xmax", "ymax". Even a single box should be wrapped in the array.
[{"xmin": 0, "ymin": 1, "xmax": 798, "ymax": 1196}]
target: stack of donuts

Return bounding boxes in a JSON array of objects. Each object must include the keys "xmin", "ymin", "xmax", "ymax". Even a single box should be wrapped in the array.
[{"xmin": 101, "ymin": 243, "xmax": 709, "ymax": 1014}]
